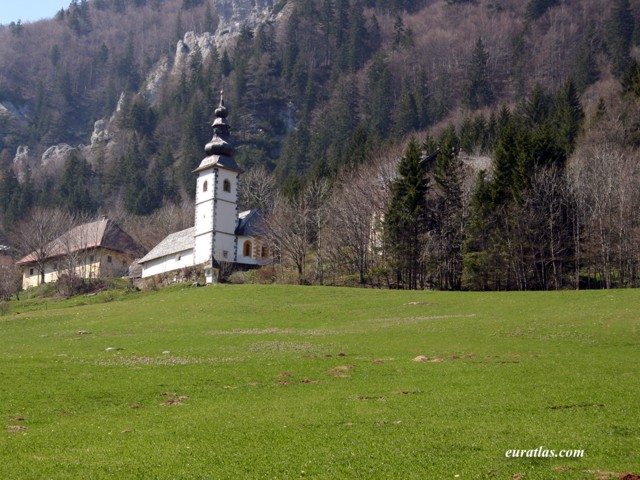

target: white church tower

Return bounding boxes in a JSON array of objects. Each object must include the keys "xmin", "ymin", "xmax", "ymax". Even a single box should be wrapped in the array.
[{"xmin": 193, "ymin": 92, "xmax": 243, "ymax": 283}]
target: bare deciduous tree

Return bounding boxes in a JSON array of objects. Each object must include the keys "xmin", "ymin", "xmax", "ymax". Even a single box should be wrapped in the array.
[
  {"xmin": 264, "ymin": 180, "xmax": 329, "ymax": 284},
  {"xmin": 570, "ymin": 142, "xmax": 640, "ymax": 288},
  {"xmin": 0, "ymin": 264, "xmax": 21, "ymax": 300},
  {"xmin": 10, "ymin": 207, "xmax": 74, "ymax": 286},
  {"xmin": 239, "ymin": 165, "xmax": 276, "ymax": 213},
  {"xmin": 119, "ymin": 200, "xmax": 195, "ymax": 252}
]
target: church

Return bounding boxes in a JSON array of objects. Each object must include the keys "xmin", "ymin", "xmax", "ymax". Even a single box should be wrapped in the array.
[{"xmin": 138, "ymin": 94, "xmax": 270, "ymax": 283}]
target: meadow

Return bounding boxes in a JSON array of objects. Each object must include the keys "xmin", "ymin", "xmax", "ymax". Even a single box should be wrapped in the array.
[{"xmin": 0, "ymin": 285, "xmax": 639, "ymax": 479}]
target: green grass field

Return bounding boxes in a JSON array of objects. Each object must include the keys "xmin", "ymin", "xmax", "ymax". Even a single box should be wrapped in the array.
[{"xmin": 1, "ymin": 285, "xmax": 639, "ymax": 479}]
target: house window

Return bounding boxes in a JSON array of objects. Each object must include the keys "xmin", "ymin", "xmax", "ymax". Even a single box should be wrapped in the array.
[
  {"xmin": 29, "ymin": 268, "xmax": 34, "ymax": 276},
  {"xmin": 203, "ymin": 180, "xmax": 208, "ymax": 192},
  {"xmin": 261, "ymin": 246, "xmax": 269, "ymax": 258},
  {"xmin": 223, "ymin": 179, "xmax": 231, "ymax": 192},
  {"xmin": 243, "ymin": 240, "xmax": 252, "ymax": 258},
  {"xmin": 223, "ymin": 250, "xmax": 229, "ymax": 259},
  {"xmin": 107, "ymin": 255, "xmax": 113, "ymax": 263}
]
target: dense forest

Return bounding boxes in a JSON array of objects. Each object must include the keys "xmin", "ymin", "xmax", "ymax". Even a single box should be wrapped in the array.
[{"xmin": 2, "ymin": 0, "xmax": 640, "ymax": 291}]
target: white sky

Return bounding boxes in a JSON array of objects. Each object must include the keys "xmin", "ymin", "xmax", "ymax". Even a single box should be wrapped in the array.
[{"xmin": 0, "ymin": 1, "xmax": 69, "ymax": 25}]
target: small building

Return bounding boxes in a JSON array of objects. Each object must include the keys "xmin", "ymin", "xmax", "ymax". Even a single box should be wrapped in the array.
[
  {"xmin": 0, "ymin": 245, "xmax": 13, "ymax": 269},
  {"xmin": 138, "ymin": 93, "xmax": 271, "ymax": 283},
  {"xmin": 16, "ymin": 218, "xmax": 145, "ymax": 289}
]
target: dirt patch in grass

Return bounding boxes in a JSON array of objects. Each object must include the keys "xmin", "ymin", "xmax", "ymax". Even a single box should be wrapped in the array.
[
  {"xmin": 415, "ymin": 353, "xmax": 476, "ymax": 363},
  {"xmin": 159, "ymin": 392, "xmax": 189, "ymax": 406},
  {"xmin": 6, "ymin": 425, "xmax": 27, "ymax": 431},
  {"xmin": 548, "ymin": 403, "xmax": 605, "ymax": 410},
  {"xmin": 249, "ymin": 341, "xmax": 321, "ymax": 354},
  {"xmin": 329, "ymin": 365, "xmax": 354, "ymax": 373},
  {"xmin": 474, "ymin": 354, "xmax": 542, "ymax": 364},
  {"xmin": 404, "ymin": 302, "xmax": 433, "ymax": 306},
  {"xmin": 586, "ymin": 470, "xmax": 640, "ymax": 480},
  {"xmin": 94, "ymin": 355, "xmax": 236, "ymax": 367},
  {"xmin": 9, "ymin": 417, "xmax": 25, "ymax": 422},
  {"xmin": 365, "ymin": 315, "xmax": 477, "ymax": 329},
  {"xmin": 206, "ymin": 328, "xmax": 330, "ymax": 336},
  {"xmin": 328, "ymin": 365, "xmax": 354, "ymax": 378}
]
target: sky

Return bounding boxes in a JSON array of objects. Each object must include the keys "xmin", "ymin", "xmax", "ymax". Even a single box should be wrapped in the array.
[{"xmin": 0, "ymin": 1, "xmax": 69, "ymax": 25}]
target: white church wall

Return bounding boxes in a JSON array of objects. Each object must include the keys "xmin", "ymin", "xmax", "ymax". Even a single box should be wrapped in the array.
[
  {"xmin": 141, "ymin": 248, "xmax": 194, "ymax": 278},
  {"xmin": 212, "ymin": 169, "xmax": 240, "ymax": 262},
  {"xmin": 194, "ymin": 169, "xmax": 216, "ymax": 265}
]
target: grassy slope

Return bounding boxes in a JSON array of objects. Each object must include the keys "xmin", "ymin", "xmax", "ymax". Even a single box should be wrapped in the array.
[{"xmin": 0, "ymin": 285, "xmax": 639, "ymax": 479}]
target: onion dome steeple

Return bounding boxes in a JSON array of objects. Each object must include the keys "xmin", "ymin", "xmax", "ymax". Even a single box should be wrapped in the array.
[
  {"xmin": 194, "ymin": 90, "xmax": 242, "ymax": 173},
  {"xmin": 204, "ymin": 91, "xmax": 235, "ymax": 157}
]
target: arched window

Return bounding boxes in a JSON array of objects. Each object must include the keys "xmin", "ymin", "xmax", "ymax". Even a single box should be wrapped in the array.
[
  {"xmin": 203, "ymin": 180, "xmax": 208, "ymax": 192},
  {"xmin": 243, "ymin": 240, "xmax": 252, "ymax": 258},
  {"xmin": 223, "ymin": 179, "xmax": 231, "ymax": 193}
]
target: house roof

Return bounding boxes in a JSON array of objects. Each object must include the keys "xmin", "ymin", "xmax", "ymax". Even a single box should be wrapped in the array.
[
  {"xmin": 235, "ymin": 209, "xmax": 265, "ymax": 237},
  {"xmin": 16, "ymin": 218, "xmax": 146, "ymax": 266},
  {"xmin": 138, "ymin": 227, "xmax": 195, "ymax": 264}
]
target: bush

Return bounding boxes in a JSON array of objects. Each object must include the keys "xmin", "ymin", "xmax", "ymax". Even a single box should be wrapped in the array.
[
  {"xmin": 227, "ymin": 271, "xmax": 246, "ymax": 284},
  {"xmin": 255, "ymin": 265, "xmax": 277, "ymax": 284}
]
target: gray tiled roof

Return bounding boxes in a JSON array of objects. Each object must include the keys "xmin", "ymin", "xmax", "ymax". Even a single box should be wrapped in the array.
[
  {"xmin": 235, "ymin": 209, "xmax": 265, "ymax": 236},
  {"xmin": 138, "ymin": 227, "xmax": 195, "ymax": 264}
]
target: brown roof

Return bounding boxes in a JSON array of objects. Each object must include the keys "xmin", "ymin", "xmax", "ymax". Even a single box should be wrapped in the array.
[{"xmin": 16, "ymin": 218, "xmax": 146, "ymax": 265}]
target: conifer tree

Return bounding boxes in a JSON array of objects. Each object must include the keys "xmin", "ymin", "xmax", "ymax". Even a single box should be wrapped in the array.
[
  {"xmin": 462, "ymin": 172, "xmax": 499, "ymax": 290},
  {"xmin": 430, "ymin": 127, "xmax": 464, "ymax": 289},
  {"xmin": 394, "ymin": 83, "xmax": 419, "ymax": 136},
  {"xmin": 384, "ymin": 138, "xmax": 429, "ymax": 289},
  {"xmin": 606, "ymin": 0, "xmax": 635, "ymax": 77},
  {"xmin": 551, "ymin": 79, "xmax": 584, "ymax": 159},
  {"xmin": 57, "ymin": 152, "xmax": 95, "ymax": 214},
  {"xmin": 464, "ymin": 37, "xmax": 493, "ymax": 109}
]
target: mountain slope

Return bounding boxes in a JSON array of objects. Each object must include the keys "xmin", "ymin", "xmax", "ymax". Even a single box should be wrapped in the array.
[{"xmin": 0, "ymin": 0, "xmax": 638, "ymax": 235}]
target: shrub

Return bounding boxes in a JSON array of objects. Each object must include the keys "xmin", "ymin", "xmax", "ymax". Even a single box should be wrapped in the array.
[
  {"xmin": 227, "ymin": 271, "xmax": 246, "ymax": 284},
  {"xmin": 255, "ymin": 265, "xmax": 277, "ymax": 284}
]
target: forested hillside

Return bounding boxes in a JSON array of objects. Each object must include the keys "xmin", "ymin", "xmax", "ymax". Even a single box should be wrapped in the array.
[{"xmin": 1, "ymin": 0, "xmax": 640, "ymax": 291}]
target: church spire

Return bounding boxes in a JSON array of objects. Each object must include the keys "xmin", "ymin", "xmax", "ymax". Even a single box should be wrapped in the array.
[
  {"xmin": 204, "ymin": 90, "xmax": 235, "ymax": 157},
  {"xmin": 194, "ymin": 89, "xmax": 242, "ymax": 173}
]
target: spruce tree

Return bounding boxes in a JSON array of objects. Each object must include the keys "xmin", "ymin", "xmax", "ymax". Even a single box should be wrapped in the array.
[
  {"xmin": 430, "ymin": 128, "xmax": 464, "ymax": 289},
  {"xmin": 464, "ymin": 37, "xmax": 493, "ymax": 109},
  {"xmin": 606, "ymin": 0, "xmax": 635, "ymax": 77},
  {"xmin": 57, "ymin": 152, "xmax": 95, "ymax": 214},
  {"xmin": 551, "ymin": 79, "xmax": 584, "ymax": 159},
  {"xmin": 462, "ymin": 171, "xmax": 500, "ymax": 290},
  {"xmin": 385, "ymin": 138, "xmax": 429, "ymax": 289}
]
